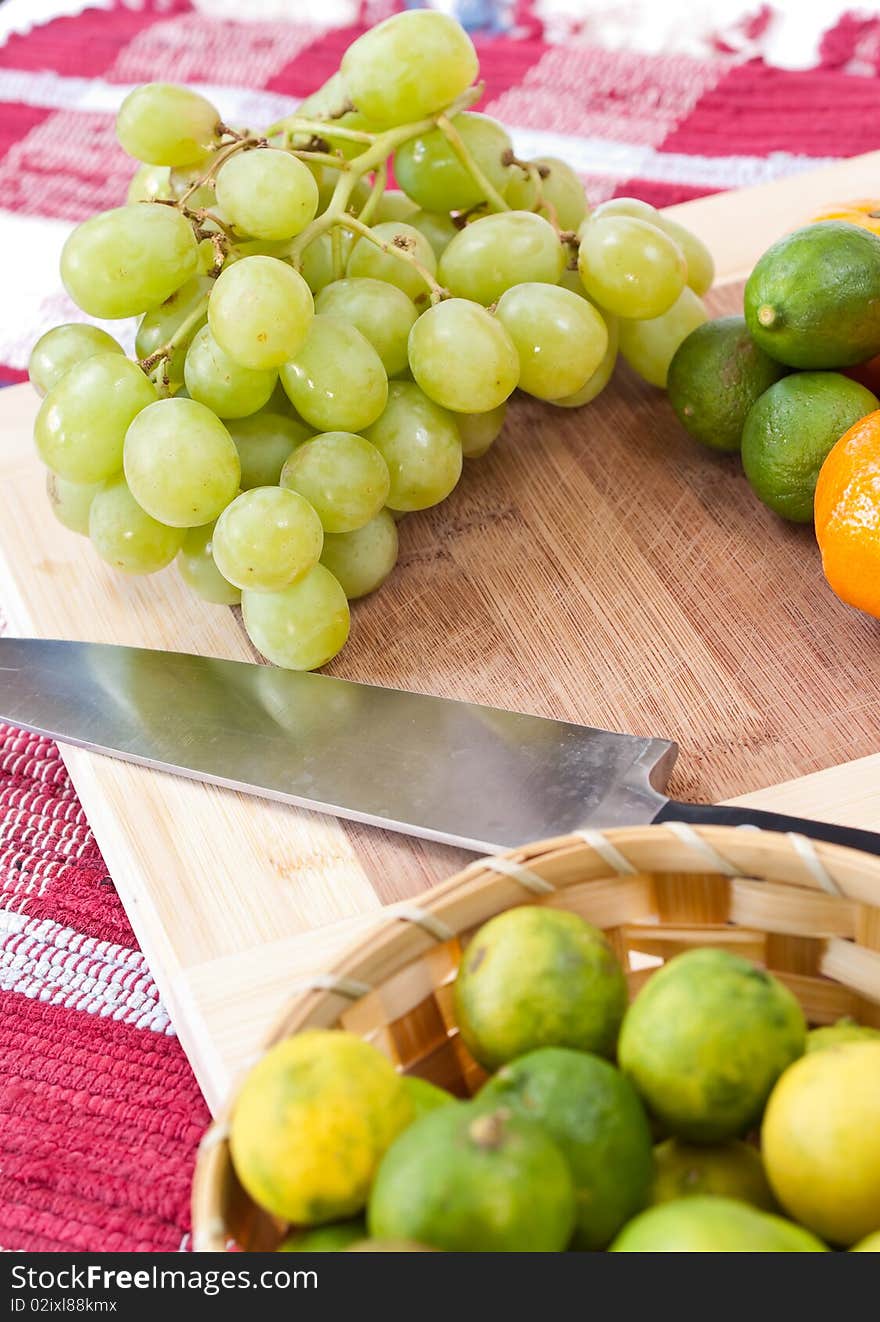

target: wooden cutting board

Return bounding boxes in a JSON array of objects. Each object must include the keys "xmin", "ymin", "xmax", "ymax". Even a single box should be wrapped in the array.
[{"xmin": 2, "ymin": 152, "xmax": 880, "ymax": 1111}]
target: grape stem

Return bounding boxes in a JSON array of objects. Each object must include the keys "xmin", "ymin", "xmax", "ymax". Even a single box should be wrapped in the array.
[
  {"xmin": 505, "ymin": 153, "xmax": 562, "ymax": 232},
  {"xmin": 267, "ymin": 116, "xmax": 375, "ymax": 146},
  {"xmin": 435, "ymin": 113, "xmax": 510, "ymax": 214},
  {"xmin": 138, "ymin": 292, "xmax": 211, "ymax": 377},
  {"xmin": 357, "ymin": 160, "xmax": 387, "ymax": 227},
  {"xmin": 343, "ymin": 214, "xmax": 447, "ymax": 304}
]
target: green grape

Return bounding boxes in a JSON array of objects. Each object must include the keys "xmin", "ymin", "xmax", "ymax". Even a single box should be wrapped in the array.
[
  {"xmin": 552, "ymin": 314, "xmax": 619, "ymax": 408},
  {"xmin": 299, "ymin": 230, "xmax": 356, "ymax": 295},
  {"xmin": 394, "ymin": 113, "xmax": 513, "ymax": 213},
  {"xmin": 293, "ymin": 73, "xmax": 376, "ymax": 164},
  {"xmin": 177, "ymin": 520, "xmax": 241, "ymax": 605},
  {"xmin": 280, "ymin": 430, "xmax": 390, "ymax": 533},
  {"xmin": 409, "ymin": 209, "xmax": 459, "ymax": 258},
  {"xmin": 167, "ymin": 162, "xmax": 216, "ymax": 212},
  {"xmin": 280, "ymin": 315, "xmax": 388, "ymax": 432},
  {"xmin": 34, "ymin": 353, "xmax": 158, "ymax": 482},
  {"xmin": 454, "ymin": 402, "xmax": 506, "ymax": 459},
  {"xmin": 61, "ymin": 204, "xmax": 199, "ymax": 320},
  {"xmin": 116, "ymin": 83, "xmax": 220, "ymax": 166},
  {"xmin": 183, "ymin": 324, "xmax": 277, "ymax": 419},
  {"xmin": 557, "ymin": 264, "xmax": 588, "ymax": 297},
  {"xmin": 364, "ymin": 381, "xmax": 462, "ymax": 511},
  {"xmin": 208, "ymin": 255, "xmax": 314, "ymax": 370},
  {"xmin": 213, "ymin": 486, "xmax": 323, "ymax": 592},
  {"xmin": 89, "ymin": 475, "xmax": 184, "ymax": 574},
  {"xmin": 340, "ymin": 10, "xmax": 478, "ymax": 128},
  {"xmin": 438, "ymin": 211, "xmax": 565, "ymax": 305},
  {"xmin": 495, "ymin": 282, "xmax": 609, "ymax": 401},
  {"xmin": 577, "ymin": 215, "xmax": 686, "ymax": 319},
  {"xmin": 315, "ymin": 171, "xmax": 371, "ymax": 217},
  {"xmin": 123, "ymin": 397, "xmax": 241, "ymax": 527},
  {"xmin": 408, "ymin": 299, "xmax": 519, "ymax": 414},
  {"xmin": 46, "ymin": 471, "xmax": 104, "ymax": 536},
  {"xmin": 242, "ymin": 564, "xmax": 349, "ymax": 671},
  {"xmin": 504, "ymin": 156, "xmax": 588, "ymax": 232},
  {"xmin": 227, "ymin": 412, "xmax": 312, "ymax": 489},
  {"xmin": 215, "ymin": 148, "xmax": 319, "ymax": 241},
  {"xmin": 29, "ymin": 323, "xmax": 123, "ymax": 398},
  {"xmin": 320, "ymin": 509, "xmax": 398, "ymax": 599},
  {"xmin": 126, "ymin": 163, "xmax": 171, "ymax": 204},
  {"xmin": 135, "ymin": 273, "xmax": 212, "ymax": 392},
  {"xmin": 314, "ymin": 277, "xmax": 417, "ymax": 377},
  {"xmin": 617, "ymin": 286, "xmax": 708, "ymax": 388},
  {"xmin": 591, "ymin": 197, "xmax": 715, "ymax": 297},
  {"xmin": 346, "ymin": 221, "xmax": 438, "ymax": 303},
  {"xmin": 372, "ymin": 191, "xmax": 419, "ymax": 224}
]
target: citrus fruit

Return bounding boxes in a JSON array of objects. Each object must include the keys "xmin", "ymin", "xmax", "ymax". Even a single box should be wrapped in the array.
[
  {"xmin": 741, "ymin": 372, "xmax": 878, "ymax": 522},
  {"xmin": 479, "ymin": 1047, "xmax": 653, "ymax": 1249},
  {"xmin": 617, "ymin": 948, "xmax": 806, "ymax": 1142},
  {"xmin": 667, "ymin": 315, "xmax": 787, "ymax": 452},
  {"xmin": 806, "ymin": 1017, "xmax": 880, "ymax": 1053},
  {"xmin": 744, "ymin": 221, "xmax": 880, "ymax": 368},
  {"xmin": 761, "ymin": 1040, "xmax": 880, "ymax": 1245},
  {"xmin": 851, "ymin": 1231, "xmax": 880, "ymax": 1252},
  {"xmin": 229, "ymin": 1030, "xmax": 412, "ymax": 1224},
  {"xmin": 453, "ymin": 906, "xmax": 627, "ymax": 1070},
  {"xmin": 610, "ymin": 1195, "xmax": 827, "ymax": 1252},
  {"xmin": 368, "ymin": 1102, "xmax": 576, "ymax": 1251},
  {"xmin": 403, "ymin": 1076, "xmax": 455, "ymax": 1118},
  {"xmin": 815, "ymin": 409, "xmax": 880, "ymax": 618},
  {"xmin": 347, "ymin": 1239, "xmax": 434, "ymax": 1252},
  {"xmin": 278, "ymin": 1219, "xmax": 365, "ymax": 1251},
  {"xmin": 811, "ymin": 199, "xmax": 880, "ymax": 237},
  {"xmin": 652, "ymin": 1138, "xmax": 777, "ymax": 1211}
]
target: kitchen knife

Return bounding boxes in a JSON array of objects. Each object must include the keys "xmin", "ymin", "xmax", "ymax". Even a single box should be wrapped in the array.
[{"xmin": 0, "ymin": 637, "xmax": 878, "ymax": 856}]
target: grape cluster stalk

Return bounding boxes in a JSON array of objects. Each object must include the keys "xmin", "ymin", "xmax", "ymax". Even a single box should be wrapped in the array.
[{"xmin": 31, "ymin": 9, "xmax": 715, "ymax": 671}]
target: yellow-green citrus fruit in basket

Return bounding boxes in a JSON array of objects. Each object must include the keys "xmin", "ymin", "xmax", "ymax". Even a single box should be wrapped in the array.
[
  {"xmin": 277, "ymin": 1219, "xmax": 365, "ymax": 1252},
  {"xmin": 478, "ymin": 1047, "xmax": 654, "ymax": 1249},
  {"xmin": 806, "ymin": 1016, "xmax": 880, "ymax": 1052},
  {"xmin": 229, "ymin": 1029, "xmax": 413, "ymax": 1224},
  {"xmin": 741, "ymin": 371, "xmax": 878, "ymax": 523},
  {"xmin": 617, "ymin": 948, "xmax": 806, "ymax": 1142},
  {"xmin": 453, "ymin": 906, "xmax": 627, "ymax": 1070},
  {"xmin": 610, "ymin": 1195, "xmax": 827, "ymax": 1252},
  {"xmin": 666, "ymin": 315, "xmax": 788, "ymax": 453},
  {"xmin": 402, "ymin": 1076, "xmax": 455, "ymax": 1119},
  {"xmin": 367, "ymin": 1103, "xmax": 576, "ymax": 1252},
  {"xmin": 761, "ymin": 1041, "xmax": 880, "ymax": 1245},
  {"xmin": 744, "ymin": 221, "xmax": 880, "ymax": 368},
  {"xmin": 851, "ymin": 1231, "xmax": 880, "ymax": 1252},
  {"xmin": 651, "ymin": 1138, "xmax": 777, "ymax": 1212}
]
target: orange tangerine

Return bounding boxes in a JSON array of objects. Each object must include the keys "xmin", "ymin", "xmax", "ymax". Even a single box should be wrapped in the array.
[
  {"xmin": 812, "ymin": 199, "xmax": 880, "ymax": 237},
  {"xmin": 815, "ymin": 409, "xmax": 880, "ymax": 618}
]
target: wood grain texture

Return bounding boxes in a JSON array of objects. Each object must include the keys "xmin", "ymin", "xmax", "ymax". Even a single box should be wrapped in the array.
[{"xmin": 2, "ymin": 156, "xmax": 880, "ymax": 1109}]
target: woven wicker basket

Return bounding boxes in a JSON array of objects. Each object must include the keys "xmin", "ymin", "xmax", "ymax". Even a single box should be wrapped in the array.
[{"xmin": 191, "ymin": 823, "xmax": 880, "ymax": 1252}]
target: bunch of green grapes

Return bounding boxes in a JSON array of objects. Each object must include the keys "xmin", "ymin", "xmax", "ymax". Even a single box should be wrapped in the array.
[{"xmin": 30, "ymin": 8, "xmax": 714, "ymax": 672}]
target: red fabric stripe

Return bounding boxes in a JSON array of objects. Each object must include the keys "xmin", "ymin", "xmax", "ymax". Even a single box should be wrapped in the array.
[
  {"xmin": 0, "ymin": 106, "xmax": 50, "ymax": 166},
  {"xmin": 0, "ymin": 7, "xmax": 177, "ymax": 78},
  {"xmin": 0, "ymin": 995, "xmax": 207, "ymax": 1252}
]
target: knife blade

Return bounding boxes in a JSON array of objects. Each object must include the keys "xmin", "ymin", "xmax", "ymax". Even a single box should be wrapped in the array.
[{"xmin": 1, "ymin": 637, "xmax": 879, "ymax": 857}]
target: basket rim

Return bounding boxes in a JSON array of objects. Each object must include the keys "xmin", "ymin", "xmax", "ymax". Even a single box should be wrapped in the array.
[{"xmin": 191, "ymin": 821, "xmax": 880, "ymax": 1251}]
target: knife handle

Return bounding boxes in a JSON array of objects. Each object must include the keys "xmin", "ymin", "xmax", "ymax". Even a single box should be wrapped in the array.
[{"xmin": 654, "ymin": 798, "xmax": 880, "ymax": 859}]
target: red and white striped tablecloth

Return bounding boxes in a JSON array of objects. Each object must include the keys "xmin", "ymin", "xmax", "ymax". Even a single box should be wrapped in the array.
[{"xmin": 2, "ymin": 0, "xmax": 880, "ymax": 1252}]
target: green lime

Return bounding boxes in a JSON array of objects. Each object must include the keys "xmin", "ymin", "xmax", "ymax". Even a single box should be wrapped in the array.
[
  {"xmin": 652, "ymin": 1138, "xmax": 777, "ymax": 1211},
  {"xmin": 453, "ymin": 906, "xmax": 627, "ymax": 1071},
  {"xmin": 617, "ymin": 948, "xmax": 806, "ymax": 1142},
  {"xmin": 479, "ymin": 1047, "xmax": 653, "ymax": 1249},
  {"xmin": 667, "ymin": 315, "xmax": 787, "ymax": 452},
  {"xmin": 741, "ymin": 371, "xmax": 878, "ymax": 521},
  {"xmin": 610, "ymin": 1195, "xmax": 827, "ymax": 1251},
  {"xmin": 806, "ymin": 1017, "xmax": 880, "ymax": 1053},
  {"xmin": 402, "ymin": 1075, "xmax": 455, "ymax": 1118},
  {"xmin": 277, "ymin": 1219, "xmax": 365, "ymax": 1251},
  {"xmin": 368, "ymin": 1102, "xmax": 576, "ymax": 1251},
  {"xmin": 744, "ymin": 221, "xmax": 880, "ymax": 368}
]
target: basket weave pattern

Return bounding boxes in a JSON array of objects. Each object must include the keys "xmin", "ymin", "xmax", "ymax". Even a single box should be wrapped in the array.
[{"xmin": 192, "ymin": 823, "xmax": 880, "ymax": 1251}]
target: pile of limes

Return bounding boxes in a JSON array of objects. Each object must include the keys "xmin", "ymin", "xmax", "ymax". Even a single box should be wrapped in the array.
[{"xmin": 226, "ymin": 905, "xmax": 880, "ymax": 1253}]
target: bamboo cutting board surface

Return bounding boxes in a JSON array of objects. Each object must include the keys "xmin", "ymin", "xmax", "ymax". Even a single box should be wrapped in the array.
[{"xmin": 3, "ymin": 152, "xmax": 880, "ymax": 1110}]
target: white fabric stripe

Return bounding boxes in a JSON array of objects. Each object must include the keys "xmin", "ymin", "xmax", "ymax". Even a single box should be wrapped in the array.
[{"xmin": 0, "ymin": 911, "xmax": 173, "ymax": 1032}]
